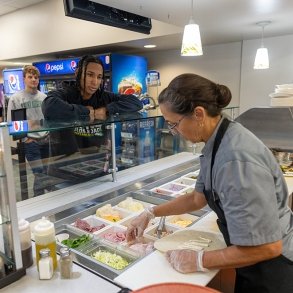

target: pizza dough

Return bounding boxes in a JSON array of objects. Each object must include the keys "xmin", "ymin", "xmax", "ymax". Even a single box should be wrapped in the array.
[{"xmin": 154, "ymin": 229, "xmax": 226, "ymax": 253}]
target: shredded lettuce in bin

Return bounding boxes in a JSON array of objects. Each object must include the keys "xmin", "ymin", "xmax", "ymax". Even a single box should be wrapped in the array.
[{"xmin": 92, "ymin": 250, "xmax": 129, "ymax": 270}]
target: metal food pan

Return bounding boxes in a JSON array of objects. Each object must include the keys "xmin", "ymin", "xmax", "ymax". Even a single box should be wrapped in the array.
[
  {"xmin": 55, "ymin": 224, "xmax": 93, "ymax": 249},
  {"xmin": 75, "ymin": 239, "xmax": 139, "ymax": 278}
]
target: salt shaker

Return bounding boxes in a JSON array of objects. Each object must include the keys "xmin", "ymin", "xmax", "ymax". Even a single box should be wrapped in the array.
[
  {"xmin": 38, "ymin": 248, "xmax": 53, "ymax": 280},
  {"xmin": 59, "ymin": 247, "xmax": 73, "ymax": 279}
]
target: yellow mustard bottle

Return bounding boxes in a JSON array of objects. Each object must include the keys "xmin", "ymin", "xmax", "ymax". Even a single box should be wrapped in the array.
[{"xmin": 33, "ymin": 217, "xmax": 57, "ymax": 271}]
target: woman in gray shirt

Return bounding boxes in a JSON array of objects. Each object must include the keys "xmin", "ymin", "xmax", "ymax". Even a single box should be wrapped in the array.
[{"xmin": 126, "ymin": 73, "xmax": 293, "ymax": 293}]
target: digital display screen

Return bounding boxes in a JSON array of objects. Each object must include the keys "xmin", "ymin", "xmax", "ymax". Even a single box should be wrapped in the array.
[{"xmin": 3, "ymin": 68, "xmax": 25, "ymax": 95}]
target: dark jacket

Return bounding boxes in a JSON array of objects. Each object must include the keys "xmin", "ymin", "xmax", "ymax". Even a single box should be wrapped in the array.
[
  {"xmin": 42, "ymin": 86, "xmax": 143, "ymax": 120},
  {"xmin": 42, "ymin": 86, "xmax": 143, "ymax": 165}
]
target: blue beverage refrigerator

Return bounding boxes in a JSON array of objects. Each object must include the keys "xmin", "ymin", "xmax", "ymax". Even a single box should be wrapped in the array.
[
  {"xmin": 33, "ymin": 53, "xmax": 155, "ymax": 167},
  {"xmin": 33, "ymin": 53, "xmax": 148, "ymax": 94}
]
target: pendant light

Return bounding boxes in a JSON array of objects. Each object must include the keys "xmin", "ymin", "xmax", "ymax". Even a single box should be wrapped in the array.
[
  {"xmin": 181, "ymin": 0, "xmax": 203, "ymax": 56},
  {"xmin": 254, "ymin": 21, "xmax": 270, "ymax": 69}
]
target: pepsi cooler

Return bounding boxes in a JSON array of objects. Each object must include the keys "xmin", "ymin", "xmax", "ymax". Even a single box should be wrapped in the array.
[{"xmin": 33, "ymin": 58, "xmax": 79, "ymax": 94}]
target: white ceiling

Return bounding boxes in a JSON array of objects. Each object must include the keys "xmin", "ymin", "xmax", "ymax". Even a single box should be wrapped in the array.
[
  {"xmin": 1, "ymin": 0, "xmax": 293, "ymax": 62},
  {"xmin": 94, "ymin": 0, "xmax": 293, "ymax": 45}
]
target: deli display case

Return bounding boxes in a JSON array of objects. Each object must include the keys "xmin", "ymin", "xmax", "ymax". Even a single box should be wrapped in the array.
[
  {"xmin": 0, "ymin": 104, "xmax": 291, "ymax": 292},
  {"xmin": 7, "ymin": 105, "xmax": 292, "ymax": 291},
  {"xmin": 2, "ymin": 109, "xmax": 205, "ymax": 289},
  {"xmin": 50, "ymin": 167, "xmax": 208, "ymax": 281}
]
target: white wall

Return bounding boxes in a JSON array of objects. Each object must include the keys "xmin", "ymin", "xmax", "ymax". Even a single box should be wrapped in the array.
[
  {"xmin": 143, "ymin": 34, "xmax": 293, "ymax": 114},
  {"xmin": 142, "ymin": 42, "xmax": 242, "ymax": 108},
  {"xmin": 240, "ymin": 34, "xmax": 293, "ymax": 113}
]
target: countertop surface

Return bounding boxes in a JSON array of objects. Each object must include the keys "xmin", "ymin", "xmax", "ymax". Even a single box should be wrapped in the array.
[
  {"xmin": 1, "ymin": 243, "xmax": 121, "ymax": 293},
  {"xmin": 1, "ymin": 212, "xmax": 220, "ymax": 293}
]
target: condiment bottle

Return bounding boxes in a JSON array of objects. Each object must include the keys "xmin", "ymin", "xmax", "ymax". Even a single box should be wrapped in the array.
[
  {"xmin": 0, "ymin": 255, "xmax": 5, "ymax": 278},
  {"xmin": 18, "ymin": 219, "xmax": 33, "ymax": 268},
  {"xmin": 33, "ymin": 217, "xmax": 57, "ymax": 270},
  {"xmin": 38, "ymin": 248, "xmax": 53, "ymax": 280},
  {"xmin": 59, "ymin": 247, "xmax": 73, "ymax": 279}
]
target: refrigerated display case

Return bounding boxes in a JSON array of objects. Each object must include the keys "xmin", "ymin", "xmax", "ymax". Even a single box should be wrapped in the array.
[
  {"xmin": 33, "ymin": 58, "xmax": 79, "ymax": 94},
  {"xmin": 5, "ymin": 109, "xmax": 207, "ymax": 288},
  {"xmin": 8, "ymin": 109, "xmax": 187, "ymax": 201},
  {"xmin": 1, "ymin": 106, "xmax": 291, "ymax": 291},
  {"xmin": 0, "ymin": 124, "xmax": 26, "ymax": 288}
]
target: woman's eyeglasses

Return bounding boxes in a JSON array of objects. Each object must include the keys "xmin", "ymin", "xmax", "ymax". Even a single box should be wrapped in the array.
[{"xmin": 167, "ymin": 115, "xmax": 186, "ymax": 135}]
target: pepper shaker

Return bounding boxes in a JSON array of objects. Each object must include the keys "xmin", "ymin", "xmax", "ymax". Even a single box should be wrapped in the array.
[{"xmin": 59, "ymin": 247, "xmax": 73, "ymax": 279}]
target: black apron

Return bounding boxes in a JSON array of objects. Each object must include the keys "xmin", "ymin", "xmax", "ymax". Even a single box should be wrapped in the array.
[{"xmin": 203, "ymin": 118, "xmax": 293, "ymax": 293}]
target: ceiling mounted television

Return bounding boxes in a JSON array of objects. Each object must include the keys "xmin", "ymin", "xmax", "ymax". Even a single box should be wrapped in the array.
[{"xmin": 63, "ymin": 0, "xmax": 152, "ymax": 34}]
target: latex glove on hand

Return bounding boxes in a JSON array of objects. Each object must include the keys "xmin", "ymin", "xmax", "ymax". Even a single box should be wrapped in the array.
[
  {"xmin": 166, "ymin": 249, "xmax": 207, "ymax": 273},
  {"xmin": 126, "ymin": 207, "xmax": 154, "ymax": 244}
]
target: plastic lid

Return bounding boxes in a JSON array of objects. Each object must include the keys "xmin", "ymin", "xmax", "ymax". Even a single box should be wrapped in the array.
[
  {"xmin": 34, "ymin": 217, "xmax": 55, "ymax": 235},
  {"xmin": 39, "ymin": 248, "xmax": 51, "ymax": 258},
  {"xmin": 18, "ymin": 219, "xmax": 30, "ymax": 232},
  {"xmin": 60, "ymin": 247, "xmax": 70, "ymax": 257}
]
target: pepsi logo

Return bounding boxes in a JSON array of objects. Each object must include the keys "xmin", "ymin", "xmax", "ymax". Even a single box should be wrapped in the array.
[
  {"xmin": 8, "ymin": 74, "xmax": 17, "ymax": 90},
  {"xmin": 45, "ymin": 63, "xmax": 51, "ymax": 72},
  {"xmin": 13, "ymin": 121, "xmax": 20, "ymax": 132},
  {"xmin": 70, "ymin": 60, "xmax": 77, "ymax": 72}
]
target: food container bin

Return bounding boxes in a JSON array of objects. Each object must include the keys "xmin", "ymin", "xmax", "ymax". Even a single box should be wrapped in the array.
[
  {"xmin": 95, "ymin": 206, "xmax": 132, "ymax": 223},
  {"xmin": 71, "ymin": 215, "xmax": 109, "ymax": 234},
  {"xmin": 94, "ymin": 225, "xmax": 127, "ymax": 244},
  {"xmin": 77, "ymin": 240, "xmax": 139, "ymax": 275},
  {"xmin": 115, "ymin": 197, "xmax": 152, "ymax": 213},
  {"xmin": 144, "ymin": 223, "xmax": 179, "ymax": 241},
  {"xmin": 150, "ymin": 187, "xmax": 175, "ymax": 197},
  {"xmin": 159, "ymin": 182, "xmax": 187, "ymax": 193},
  {"xmin": 173, "ymin": 177, "xmax": 196, "ymax": 186},
  {"xmin": 181, "ymin": 171, "xmax": 199, "ymax": 180},
  {"xmin": 166, "ymin": 214, "xmax": 199, "ymax": 228}
]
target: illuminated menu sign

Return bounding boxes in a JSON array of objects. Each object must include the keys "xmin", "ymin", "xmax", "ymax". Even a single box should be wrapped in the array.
[{"xmin": 34, "ymin": 58, "xmax": 79, "ymax": 76}]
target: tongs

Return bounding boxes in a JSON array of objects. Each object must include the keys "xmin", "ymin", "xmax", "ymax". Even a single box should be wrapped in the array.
[{"xmin": 156, "ymin": 216, "xmax": 166, "ymax": 239}]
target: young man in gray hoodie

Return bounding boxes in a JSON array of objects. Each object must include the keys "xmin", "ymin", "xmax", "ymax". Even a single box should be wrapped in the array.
[{"xmin": 7, "ymin": 65, "xmax": 49, "ymax": 197}]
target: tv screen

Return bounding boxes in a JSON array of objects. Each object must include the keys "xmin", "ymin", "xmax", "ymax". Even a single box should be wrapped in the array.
[
  {"xmin": 63, "ymin": 0, "xmax": 152, "ymax": 34},
  {"xmin": 3, "ymin": 68, "xmax": 25, "ymax": 96}
]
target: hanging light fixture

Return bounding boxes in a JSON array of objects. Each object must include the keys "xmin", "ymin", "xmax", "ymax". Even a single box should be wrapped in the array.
[
  {"xmin": 181, "ymin": 0, "xmax": 203, "ymax": 56},
  {"xmin": 254, "ymin": 21, "xmax": 271, "ymax": 69}
]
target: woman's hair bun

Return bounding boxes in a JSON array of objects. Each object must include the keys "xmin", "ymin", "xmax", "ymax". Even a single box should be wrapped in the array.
[{"xmin": 216, "ymin": 84, "xmax": 232, "ymax": 108}]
